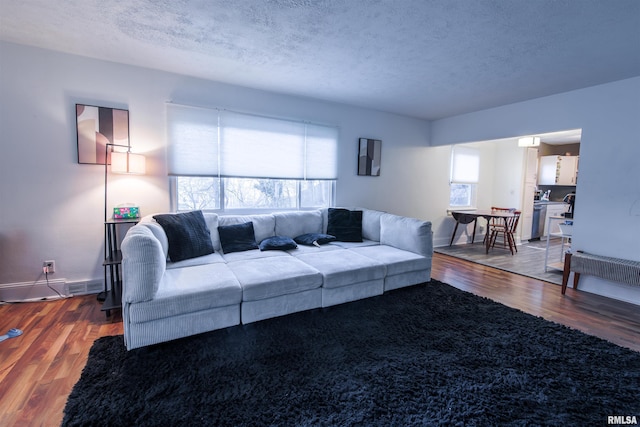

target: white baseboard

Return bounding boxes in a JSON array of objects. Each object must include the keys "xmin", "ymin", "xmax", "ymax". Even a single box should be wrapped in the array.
[
  {"xmin": 0, "ymin": 278, "xmax": 103, "ymax": 303},
  {"xmin": 0, "ymin": 279, "xmax": 68, "ymax": 303}
]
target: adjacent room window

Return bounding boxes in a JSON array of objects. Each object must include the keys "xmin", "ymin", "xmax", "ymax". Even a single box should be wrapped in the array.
[
  {"xmin": 449, "ymin": 145, "xmax": 479, "ymax": 208},
  {"xmin": 167, "ymin": 104, "xmax": 337, "ymax": 212}
]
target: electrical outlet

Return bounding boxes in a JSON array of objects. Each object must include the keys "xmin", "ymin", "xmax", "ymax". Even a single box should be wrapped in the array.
[{"xmin": 43, "ymin": 260, "xmax": 55, "ymax": 274}]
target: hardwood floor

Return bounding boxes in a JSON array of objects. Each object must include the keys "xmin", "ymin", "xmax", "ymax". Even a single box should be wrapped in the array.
[
  {"xmin": 432, "ymin": 253, "xmax": 640, "ymax": 352},
  {"xmin": 0, "ymin": 253, "xmax": 638, "ymax": 426},
  {"xmin": 0, "ymin": 295, "xmax": 123, "ymax": 426},
  {"xmin": 435, "ymin": 238, "xmax": 567, "ymax": 284}
]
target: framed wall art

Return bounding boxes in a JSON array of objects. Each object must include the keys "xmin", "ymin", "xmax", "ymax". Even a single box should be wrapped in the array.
[
  {"xmin": 76, "ymin": 104, "xmax": 130, "ymax": 165},
  {"xmin": 357, "ymin": 138, "xmax": 381, "ymax": 176}
]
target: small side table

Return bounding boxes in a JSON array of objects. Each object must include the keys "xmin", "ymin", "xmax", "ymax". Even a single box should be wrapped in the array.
[{"xmin": 102, "ymin": 218, "xmax": 139, "ymax": 316}]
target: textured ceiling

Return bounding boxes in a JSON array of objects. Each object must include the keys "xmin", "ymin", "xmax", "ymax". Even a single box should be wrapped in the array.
[{"xmin": 1, "ymin": 0, "xmax": 639, "ymax": 120}]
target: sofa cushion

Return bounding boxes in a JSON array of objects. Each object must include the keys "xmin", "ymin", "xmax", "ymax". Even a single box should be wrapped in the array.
[
  {"xmin": 128, "ymin": 263, "xmax": 242, "ymax": 324},
  {"xmin": 166, "ymin": 252, "xmax": 226, "ymax": 269},
  {"xmin": 153, "ymin": 210, "xmax": 215, "ymax": 262},
  {"xmin": 289, "ymin": 244, "xmax": 343, "ymax": 255},
  {"xmin": 259, "ymin": 236, "xmax": 297, "ymax": 251},
  {"xmin": 350, "ymin": 245, "xmax": 431, "ymax": 276},
  {"xmin": 218, "ymin": 222, "xmax": 259, "ymax": 254},
  {"xmin": 122, "ymin": 226, "xmax": 166, "ymax": 303},
  {"xmin": 295, "ymin": 250, "xmax": 385, "ymax": 289},
  {"xmin": 380, "ymin": 214, "xmax": 433, "ymax": 257},
  {"xmin": 361, "ymin": 209, "xmax": 385, "ymax": 242},
  {"xmin": 216, "ymin": 214, "xmax": 275, "ymax": 251},
  {"xmin": 273, "ymin": 210, "xmax": 323, "ymax": 237},
  {"xmin": 138, "ymin": 221, "xmax": 170, "ymax": 260},
  {"xmin": 222, "ymin": 249, "xmax": 290, "ymax": 263},
  {"xmin": 227, "ymin": 257, "xmax": 323, "ymax": 301},
  {"xmin": 329, "ymin": 239, "xmax": 379, "ymax": 249},
  {"xmin": 327, "ymin": 208, "xmax": 363, "ymax": 242},
  {"xmin": 294, "ymin": 233, "xmax": 336, "ymax": 246}
]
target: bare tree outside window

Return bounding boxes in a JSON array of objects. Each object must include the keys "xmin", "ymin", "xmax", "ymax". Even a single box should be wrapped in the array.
[
  {"xmin": 177, "ymin": 177, "xmax": 220, "ymax": 211},
  {"xmin": 176, "ymin": 176, "xmax": 333, "ymax": 211}
]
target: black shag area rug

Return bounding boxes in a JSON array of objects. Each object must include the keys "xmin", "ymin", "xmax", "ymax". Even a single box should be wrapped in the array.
[{"xmin": 63, "ymin": 281, "xmax": 640, "ymax": 426}]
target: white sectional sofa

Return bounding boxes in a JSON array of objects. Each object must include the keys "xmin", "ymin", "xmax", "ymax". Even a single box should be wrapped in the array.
[{"xmin": 121, "ymin": 208, "xmax": 433, "ymax": 350}]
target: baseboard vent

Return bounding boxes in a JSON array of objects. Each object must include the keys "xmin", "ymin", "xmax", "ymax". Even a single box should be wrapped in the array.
[
  {"xmin": 0, "ymin": 279, "xmax": 68, "ymax": 303},
  {"xmin": 67, "ymin": 280, "xmax": 103, "ymax": 296}
]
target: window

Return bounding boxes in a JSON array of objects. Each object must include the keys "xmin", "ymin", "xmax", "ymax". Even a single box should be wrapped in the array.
[
  {"xmin": 167, "ymin": 104, "xmax": 338, "ymax": 212},
  {"xmin": 449, "ymin": 145, "xmax": 479, "ymax": 208}
]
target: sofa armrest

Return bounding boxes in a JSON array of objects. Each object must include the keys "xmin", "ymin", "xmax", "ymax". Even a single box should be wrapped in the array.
[
  {"xmin": 121, "ymin": 225, "xmax": 166, "ymax": 303},
  {"xmin": 380, "ymin": 213, "xmax": 433, "ymax": 257}
]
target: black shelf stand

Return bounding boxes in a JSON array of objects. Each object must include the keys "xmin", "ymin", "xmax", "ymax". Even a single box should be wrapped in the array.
[{"xmin": 102, "ymin": 218, "xmax": 138, "ymax": 316}]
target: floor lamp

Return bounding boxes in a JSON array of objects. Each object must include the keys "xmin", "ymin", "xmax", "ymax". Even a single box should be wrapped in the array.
[
  {"xmin": 104, "ymin": 143, "xmax": 146, "ymax": 220},
  {"xmin": 100, "ymin": 143, "xmax": 145, "ymax": 303}
]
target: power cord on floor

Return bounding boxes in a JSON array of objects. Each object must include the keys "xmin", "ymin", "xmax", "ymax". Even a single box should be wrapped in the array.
[{"xmin": 44, "ymin": 267, "xmax": 65, "ymax": 299}]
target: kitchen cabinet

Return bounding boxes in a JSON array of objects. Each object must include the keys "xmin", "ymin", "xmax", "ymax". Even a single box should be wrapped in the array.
[{"xmin": 538, "ymin": 155, "xmax": 579, "ymax": 186}]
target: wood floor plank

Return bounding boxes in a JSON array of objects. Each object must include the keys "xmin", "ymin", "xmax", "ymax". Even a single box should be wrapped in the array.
[{"xmin": 0, "ymin": 255, "xmax": 638, "ymax": 426}]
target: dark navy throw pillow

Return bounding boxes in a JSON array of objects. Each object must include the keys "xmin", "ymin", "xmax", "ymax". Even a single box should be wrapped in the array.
[
  {"xmin": 294, "ymin": 233, "xmax": 336, "ymax": 246},
  {"xmin": 327, "ymin": 208, "xmax": 363, "ymax": 242},
  {"xmin": 153, "ymin": 210, "xmax": 214, "ymax": 262},
  {"xmin": 259, "ymin": 236, "xmax": 298, "ymax": 251},
  {"xmin": 218, "ymin": 222, "xmax": 259, "ymax": 254}
]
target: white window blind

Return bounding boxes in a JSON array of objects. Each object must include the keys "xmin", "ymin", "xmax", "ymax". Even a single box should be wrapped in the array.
[
  {"xmin": 305, "ymin": 123, "xmax": 339, "ymax": 180},
  {"xmin": 167, "ymin": 104, "xmax": 338, "ymax": 180},
  {"xmin": 450, "ymin": 145, "xmax": 480, "ymax": 184},
  {"xmin": 167, "ymin": 104, "xmax": 219, "ymax": 176}
]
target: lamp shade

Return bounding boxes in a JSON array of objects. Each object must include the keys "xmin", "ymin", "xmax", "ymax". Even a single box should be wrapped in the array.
[
  {"xmin": 518, "ymin": 136, "xmax": 541, "ymax": 147},
  {"xmin": 111, "ymin": 151, "xmax": 146, "ymax": 174}
]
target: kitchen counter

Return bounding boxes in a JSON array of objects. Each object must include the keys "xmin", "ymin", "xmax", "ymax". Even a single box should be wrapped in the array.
[{"xmin": 534, "ymin": 200, "xmax": 569, "ymax": 205}]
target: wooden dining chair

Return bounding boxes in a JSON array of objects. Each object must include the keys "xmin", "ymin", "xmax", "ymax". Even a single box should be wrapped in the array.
[
  {"xmin": 487, "ymin": 210, "xmax": 521, "ymax": 255},
  {"xmin": 483, "ymin": 207, "xmax": 515, "ymax": 245}
]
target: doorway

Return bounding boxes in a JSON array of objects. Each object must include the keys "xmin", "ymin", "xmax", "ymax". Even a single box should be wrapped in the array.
[{"xmin": 439, "ymin": 129, "xmax": 581, "ymax": 284}]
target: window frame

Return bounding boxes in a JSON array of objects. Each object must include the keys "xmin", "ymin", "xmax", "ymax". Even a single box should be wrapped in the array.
[
  {"xmin": 449, "ymin": 182, "xmax": 477, "ymax": 210},
  {"xmin": 449, "ymin": 145, "xmax": 480, "ymax": 209}
]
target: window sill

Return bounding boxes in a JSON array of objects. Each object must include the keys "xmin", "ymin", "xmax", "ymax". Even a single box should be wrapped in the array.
[{"xmin": 447, "ymin": 207, "xmax": 477, "ymax": 214}]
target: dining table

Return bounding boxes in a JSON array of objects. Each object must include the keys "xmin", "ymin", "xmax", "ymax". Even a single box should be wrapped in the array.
[{"xmin": 449, "ymin": 209, "xmax": 517, "ymax": 252}]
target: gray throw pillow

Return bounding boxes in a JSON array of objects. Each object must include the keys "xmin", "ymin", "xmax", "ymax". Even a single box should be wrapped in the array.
[{"xmin": 153, "ymin": 210, "xmax": 214, "ymax": 262}]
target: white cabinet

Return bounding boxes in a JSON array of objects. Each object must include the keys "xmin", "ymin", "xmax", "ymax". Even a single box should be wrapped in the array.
[
  {"xmin": 520, "ymin": 148, "xmax": 538, "ymax": 241},
  {"xmin": 538, "ymin": 155, "xmax": 579, "ymax": 185},
  {"xmin": 557, "ymin": 156, "xmax": 578, "ymax": 185}
]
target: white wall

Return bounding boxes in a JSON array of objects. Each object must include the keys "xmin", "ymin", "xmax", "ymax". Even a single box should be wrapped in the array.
[
  {"xmin": 429, "ymin": 77, "xmax": 640, "ymax": 304},
  {"xmin": 431, "ymin": 140, "xmax": 528, "ymax": 247},
  {"xmin": 0, "ymin": 41, "xmax": 429, "ymax": 287},
  {"xmin": 2, "ymin": 41, "xmax": 637, "ymax": 305}
]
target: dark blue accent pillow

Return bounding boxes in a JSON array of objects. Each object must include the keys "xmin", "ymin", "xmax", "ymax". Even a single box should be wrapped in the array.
[
  {"xmin": 153, "ymin": 210, "xmax": 214, "ymax": 262},
  {"xmin": 218, "ymin": 222, "xmax": 259, "ymax": 254},
  {"xmin": 294, "ymin": 233, "xmax": 336, "ymax": 246},
  {"xmin": 327, "ymin": 208, "xmax": 363, "ymax": 242},
  {"xmin": 259, "ymin": 236, "xmax": 298, "ymax": 251}
]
